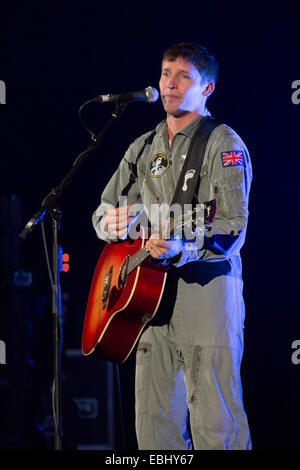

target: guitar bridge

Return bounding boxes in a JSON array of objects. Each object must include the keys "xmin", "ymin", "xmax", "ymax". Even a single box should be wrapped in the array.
[{"xmin": 102, "ymin": 265, "xmax": 113, "ymax": 309}]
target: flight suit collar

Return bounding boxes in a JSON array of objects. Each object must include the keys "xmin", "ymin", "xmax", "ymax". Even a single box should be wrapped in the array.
[{"xmin": 155, "ymin": 109, "xmax": 212, "ymax": 140}]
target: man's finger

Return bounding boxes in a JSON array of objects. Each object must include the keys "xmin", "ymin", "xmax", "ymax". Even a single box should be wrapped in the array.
[
  {"xmin": 103, "ymin": 206, "xmax": 133, "ymax": 233},
  {"xmin": 106, "ymin": 206, "xmax": 132, "ymax": 218}
]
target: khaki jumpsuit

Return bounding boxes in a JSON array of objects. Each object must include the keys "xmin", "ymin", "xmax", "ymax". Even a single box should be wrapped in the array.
[{"xmin": 92, "ymin": 114, "xmax": 252, "ymax": 450}]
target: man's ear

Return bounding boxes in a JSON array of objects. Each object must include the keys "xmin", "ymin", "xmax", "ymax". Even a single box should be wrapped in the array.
[{"xmin": 203, "ymin": 82, "xmax": 215, "ymax": 97}]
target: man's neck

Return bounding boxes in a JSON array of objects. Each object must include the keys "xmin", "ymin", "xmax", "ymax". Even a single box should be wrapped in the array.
[{"xmin": 166, "ymin": 110, "xmax": 203, "ymax": 142}]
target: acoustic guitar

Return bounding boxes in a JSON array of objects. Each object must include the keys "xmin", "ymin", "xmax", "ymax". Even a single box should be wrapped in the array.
[{"xmin": 82, "ymin": 201, "xmax": 215, "ymax": 363}]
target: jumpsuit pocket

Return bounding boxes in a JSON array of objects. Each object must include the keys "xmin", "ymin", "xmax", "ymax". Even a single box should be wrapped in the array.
[
  {"xmin": 214, "ymin": 177, "xmax": 246, "ymax": 219},
  {"xmin": 135, "ymin": 342, "xmax": 152, "ymax": 414}
]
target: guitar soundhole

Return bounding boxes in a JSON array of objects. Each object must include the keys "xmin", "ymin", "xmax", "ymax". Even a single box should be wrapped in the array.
[
  {"xmin": 102, "ymin": 265, "xmax": 113, "ymax": 309},
  {"xmin": 118, "ymin": 255, "xmax": 130, "ymax": 289}
]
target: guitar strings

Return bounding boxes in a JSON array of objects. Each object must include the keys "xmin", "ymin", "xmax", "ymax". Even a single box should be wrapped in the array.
[
  {"xmin": 125, "ymin": 210, "xmax": 199, "ymax": 273},
  {"xmin": 123, "ymin": 206, "xmax": 207, "ymax": 275}
]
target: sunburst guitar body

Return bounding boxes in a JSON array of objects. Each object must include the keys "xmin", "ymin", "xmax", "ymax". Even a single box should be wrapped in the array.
[{"xmin": 81, "ymin": 227, "xmax": 168, "ymax": 363}]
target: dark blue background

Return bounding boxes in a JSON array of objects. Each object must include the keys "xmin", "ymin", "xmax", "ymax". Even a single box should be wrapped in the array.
[{"xmin": 0, "ymin": 2, "xmax": 299, "ymax": 451}]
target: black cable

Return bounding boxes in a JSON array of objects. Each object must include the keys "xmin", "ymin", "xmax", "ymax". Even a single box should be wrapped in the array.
[{"xmin": 78, "ymin": 98, "xmax": 98, "ymax": 137}]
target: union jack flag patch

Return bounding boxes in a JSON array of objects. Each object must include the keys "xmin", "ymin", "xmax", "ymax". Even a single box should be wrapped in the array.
[{"xmin": 221, "ymin": 151, "xmax": 245, "ymax": 167}]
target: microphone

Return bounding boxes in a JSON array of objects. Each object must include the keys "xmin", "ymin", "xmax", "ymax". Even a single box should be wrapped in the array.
[{"xmin": 95, "ymin": 86, "xmax": 159, "ymax": 104}]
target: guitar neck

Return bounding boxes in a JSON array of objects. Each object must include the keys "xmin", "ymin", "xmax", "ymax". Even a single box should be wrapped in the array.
[
  {"xmin": 127, "ymin": 246, "xmax": 150, "ymax": 275},
  {"xmin": 125, "ymin": 199, "xmax": 216, "ymax": 275}
]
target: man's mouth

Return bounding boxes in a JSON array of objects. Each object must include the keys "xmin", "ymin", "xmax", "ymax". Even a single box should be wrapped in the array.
[{"xmin": 164, "ymin": 94, "xmax": 180, "ymax": 101}]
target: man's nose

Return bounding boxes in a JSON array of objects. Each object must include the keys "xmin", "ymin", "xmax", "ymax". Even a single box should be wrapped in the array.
[{"xmin": 167, "ymin": 76, "xmax": 178, "ymax": 89}]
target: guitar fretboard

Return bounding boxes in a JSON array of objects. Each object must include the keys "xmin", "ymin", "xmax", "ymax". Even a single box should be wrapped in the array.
[{"xmin": 127, "ymin": 247, "xmax": 150, "ymax": 274}]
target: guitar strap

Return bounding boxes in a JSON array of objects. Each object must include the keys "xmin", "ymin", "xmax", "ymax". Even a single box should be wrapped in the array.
[{"xmin": 170, "ymin": 116, "xmax": 219, "ymax": 208}]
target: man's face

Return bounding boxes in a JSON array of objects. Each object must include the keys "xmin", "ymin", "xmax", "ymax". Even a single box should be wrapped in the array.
[{"xmin": 159, "ymin": 57, "xmax": 208, "ymax": 117}]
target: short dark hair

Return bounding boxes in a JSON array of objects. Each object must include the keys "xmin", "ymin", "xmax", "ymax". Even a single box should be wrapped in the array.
[{"xmin": 162, "ymin": 42, "xmax": 219, "ymax": 85}]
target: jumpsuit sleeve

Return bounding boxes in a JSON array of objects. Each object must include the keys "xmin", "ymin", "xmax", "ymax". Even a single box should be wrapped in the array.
[
  {"xmin": 173, "ymin": 124, "xmax": 253, "ymax": 267},
  {"xmin": 92, "ymin": 141, "xmax": 144, "ymax": 242}
]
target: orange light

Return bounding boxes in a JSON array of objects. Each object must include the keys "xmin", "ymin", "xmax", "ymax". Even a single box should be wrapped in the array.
[
  {"xmin": 62, "ymin": 253, "xmax": 70, "ymax": 262},
  {"xmin": 63, "ymin": 264, "xmax": 70, "ymax": 272}
]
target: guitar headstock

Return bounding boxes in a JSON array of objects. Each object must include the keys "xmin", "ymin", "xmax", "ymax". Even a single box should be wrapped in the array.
[{"xmin": 165, "ymin": 199, "xmax": 216, "ymax": 241}]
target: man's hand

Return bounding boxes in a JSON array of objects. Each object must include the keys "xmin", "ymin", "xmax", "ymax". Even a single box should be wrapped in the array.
[
  {"xmin": 103, "ymin": 206, "xmax": 133, "ymax": 240},
  {"xmin": 145, "ymin": 233, "xmax": 183, "ymax": 259},
  {"xmin": 102, "ymin": 207, "xmax": 183, "ymax": 259}
]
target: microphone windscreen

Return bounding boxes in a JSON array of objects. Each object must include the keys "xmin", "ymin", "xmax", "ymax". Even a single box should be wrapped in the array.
[{"xmin": 146, "ymin": 86, "xmax": 159, "ymax": 103}]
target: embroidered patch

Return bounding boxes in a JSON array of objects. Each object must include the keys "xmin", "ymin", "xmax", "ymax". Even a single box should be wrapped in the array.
[
  {"xmin": 221, "ymin": 151, "xmax": 245, "ymax": 167},
  {"xmin": 150, "ymin": 152, "xmax": 170, "ymax": 177},
  {"xmin": 182, "ymin": 169, "xmax": 196, "ymax": 192}
]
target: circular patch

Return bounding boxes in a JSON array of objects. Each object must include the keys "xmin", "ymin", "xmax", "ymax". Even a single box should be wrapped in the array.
[{"xmin": 150, "ymin": 152, "xmax": 170, "ymax": 177}]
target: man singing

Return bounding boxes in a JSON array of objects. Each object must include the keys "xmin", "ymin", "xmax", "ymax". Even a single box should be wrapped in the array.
[{"xmin": 92, "ymin": 42, "xmax": 252, "ymax": 450}]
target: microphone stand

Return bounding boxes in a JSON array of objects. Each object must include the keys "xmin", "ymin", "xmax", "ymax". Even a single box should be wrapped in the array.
[{"xmin": 19, "ymin": 101, "xmax": 128, "ymax": 450}]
